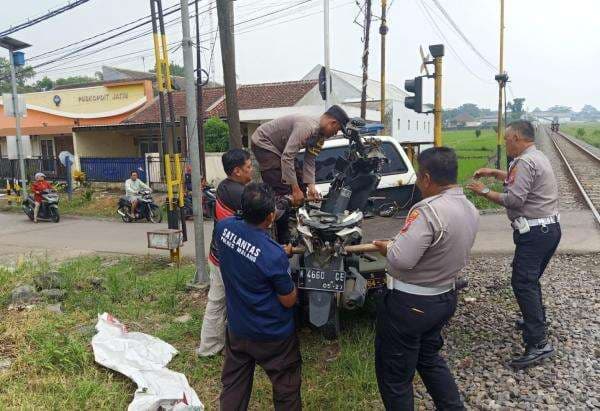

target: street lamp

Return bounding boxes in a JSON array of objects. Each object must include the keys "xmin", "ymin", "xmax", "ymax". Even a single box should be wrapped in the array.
[{"xmin": 0, "ymin": 36, "xmax": 31, "ymax": 200}]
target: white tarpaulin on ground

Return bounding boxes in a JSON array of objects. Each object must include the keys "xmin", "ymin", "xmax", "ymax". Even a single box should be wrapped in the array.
[{"xmin": 91, "ymin": 313, "xmax": 203, "ymax": 411}]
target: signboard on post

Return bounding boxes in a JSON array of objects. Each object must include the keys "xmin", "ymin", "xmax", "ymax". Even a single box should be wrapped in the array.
[{"xmin": 2, "ymin": 94, "xmax": 26, "ymax": 117}]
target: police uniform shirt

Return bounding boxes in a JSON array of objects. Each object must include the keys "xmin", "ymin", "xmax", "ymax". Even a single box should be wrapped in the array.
[
  {"xmin": 386, "ymin": 187, "xmax": 479, "ymax": 287},
  {"xmin": 250, "ymin": 114, "xmax": 323, "ymax": 186},
  {"xmin": 500, "ymin": 145, "xmax": 559, "ymax": 221}
]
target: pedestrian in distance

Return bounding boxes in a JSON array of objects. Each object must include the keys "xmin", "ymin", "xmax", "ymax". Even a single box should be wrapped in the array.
[
  {"xmin": 216, "ymin": 182, "xmax": 301, "ymax": 411},
  {"xmin": 250, "ymin": 105, "xmax": 349, "ymax": 243},
  {"xmin": 196, "ymin": 148, "xmax": 254, "ymax": 357},
  {"xmin": 467, "ymin": 119, "xmax": 560, "ymax": 369},
  {"xmin": 372, "ymin": 147, "xmax": 479, "ymax": 410}
]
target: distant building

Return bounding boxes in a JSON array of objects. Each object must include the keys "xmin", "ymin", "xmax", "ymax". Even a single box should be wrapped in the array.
[{"xmin": 302, "ymin": 65, "xmax": 433, "ymax": 144}]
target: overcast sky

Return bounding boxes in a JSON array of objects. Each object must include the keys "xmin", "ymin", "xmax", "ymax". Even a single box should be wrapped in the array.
[{"xmin": 3, "ymin": 0, "xmax": 599, "ymax": 111}]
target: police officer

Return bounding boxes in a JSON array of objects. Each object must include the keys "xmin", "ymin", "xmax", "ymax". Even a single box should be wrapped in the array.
[
  {"xmin": 251, "ymin": 105, "xmax": 349, "ymax": 243},
  {"xmin": 467, "ymin": 120, "xmax": 561, "ymax": 369},
  {"xmin": 372, "ymin": 147, "xmax": 479, "ymax": 410}
]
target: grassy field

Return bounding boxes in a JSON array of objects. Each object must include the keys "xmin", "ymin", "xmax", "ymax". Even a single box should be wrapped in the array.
[
  {"xmin": 443, "ymin": 128, "xmax": 505, "ymax": 209},
  {"xmin": 0, "ymin": 256, "xmax": 385, "ymax": 410},
  {"xmin": 561, "ymin": 122, "xmax": 600, "ymax": 148}
]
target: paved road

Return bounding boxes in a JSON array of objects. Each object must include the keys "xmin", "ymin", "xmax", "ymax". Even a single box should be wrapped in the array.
[{"xmin": 0, "ymin": 209, "xmax": 599, "ymax": 264}]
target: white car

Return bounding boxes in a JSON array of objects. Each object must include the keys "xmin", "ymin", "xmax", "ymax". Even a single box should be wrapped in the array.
[{"xmin": 297, "ymin": 136, "xmax": 419, "ymax": 211}]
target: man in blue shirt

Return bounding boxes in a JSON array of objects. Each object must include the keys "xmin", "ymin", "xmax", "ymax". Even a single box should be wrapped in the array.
[{"xmin": 216, "ymin": 182, "xmax": 300, "ymax": 411}]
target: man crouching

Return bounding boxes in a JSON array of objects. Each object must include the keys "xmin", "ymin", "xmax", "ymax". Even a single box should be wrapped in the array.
[{"xmin": 215, "ymin": 182, "xmax": 301, "ymax": 410}]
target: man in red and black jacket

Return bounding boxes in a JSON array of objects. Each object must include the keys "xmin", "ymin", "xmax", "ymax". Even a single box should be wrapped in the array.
[{"xmin": 197, "ymin": 149, "xmax": 253, "ymax": 357}]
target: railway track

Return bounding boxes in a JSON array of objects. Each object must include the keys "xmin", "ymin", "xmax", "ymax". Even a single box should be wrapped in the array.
[{"xmin": 549, "ymin": 127, "xmax": 600, "ymax": 226}]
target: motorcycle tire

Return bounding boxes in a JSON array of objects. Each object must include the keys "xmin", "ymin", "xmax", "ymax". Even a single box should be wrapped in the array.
[
  {"xmin": 148, "ymin": 204, "xmax": 163, "ymax": 223},
  {"xmin": 321, "ymin": 298, "xmax": 340, "ymax": 340},
  {"xmin": 25, "ymin": 207, "xmax": 34, "ymax": 221},
  {"xmin": 50, "ymin": 208, "xmax": 60, "ymax": 223},
  {"xmin": 119, "ymin": 206, "xmax": 133, "ymax": 223}
]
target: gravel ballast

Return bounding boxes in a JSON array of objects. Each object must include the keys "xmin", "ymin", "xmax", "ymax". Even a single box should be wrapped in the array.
[{"xmin": 413, "ymin": 253, "xmax": 600, "ymax": 410}]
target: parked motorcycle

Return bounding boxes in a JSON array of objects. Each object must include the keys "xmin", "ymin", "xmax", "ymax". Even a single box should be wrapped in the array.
[
  {"xmin": 22, "ymin": 189, "xmax": 60, "ymax": 223},
  {"xmin": 183, "ymin": 185, "xmax": 217, "ymax": 220},
  {"xmin": 117, "ymin": 189, "xmax": 162, "ymax": 223},
  {"xmin": 293, "ymin": 119, "xmax": 387, "ymax": 339}
]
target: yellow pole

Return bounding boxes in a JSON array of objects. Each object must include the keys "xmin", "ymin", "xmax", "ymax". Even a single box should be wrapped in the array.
[
  {"xmin": 496, "ymin": 0, "xmax": 505, "ymax": 169},
  {"xmin": 433, "ymin": 56, "xmax": 443, "ymax": 147},
  {"xmin": 380, "ymin": 0, "xmax": 387, "ymax": 125}
]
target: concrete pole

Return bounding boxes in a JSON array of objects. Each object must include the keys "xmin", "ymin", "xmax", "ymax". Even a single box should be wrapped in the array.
[
  {"xmin": 181, "ymin": 0, "xmax": 208, "ymax": 285},
  {"xmin": 433, "ymin": 56, "xmax": 443, "ymax": 147},
  {"xmin": 217, "ymin": 0, "xmax": 242, "ymax": 148},
  {"xmin": 324, "ymin": 0, "xmax": 331, "ymax": 108},
  {"xmin": 360, "ymin": 0, "xmax": 371, "ymax": 120},
  {"xmin": 8, "ymin": 50, "xmax": 27, "ymax": 200}
]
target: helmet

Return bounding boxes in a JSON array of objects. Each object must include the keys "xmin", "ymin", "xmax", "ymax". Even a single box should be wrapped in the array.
[{"xmin": 34, "ymin": 172, "xmax": 46, "ymax": 179}]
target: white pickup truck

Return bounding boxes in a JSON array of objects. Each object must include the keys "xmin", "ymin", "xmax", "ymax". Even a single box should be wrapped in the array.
[{"xmin": 297, "ymin": 135, "xmax": 419, "ymax": 212}]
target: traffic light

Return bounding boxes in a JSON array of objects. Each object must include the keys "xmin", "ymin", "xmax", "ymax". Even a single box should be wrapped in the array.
[{"xmin": 404, "ymin": 76, "xmax": 423, "ymax": 113}]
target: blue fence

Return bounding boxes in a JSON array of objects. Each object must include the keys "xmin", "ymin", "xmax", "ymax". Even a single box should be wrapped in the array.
[{"xmin": 80, "ymin": 157, "xmax": 146, "ymax": 182}]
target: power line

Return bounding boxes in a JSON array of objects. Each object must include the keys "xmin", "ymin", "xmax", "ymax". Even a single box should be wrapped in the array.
[
  {"xmin": 0, "ymin": 0, "xmax": 92, "ymax": 37},
  {"xmin": 417, "ymin": 0, "xmax": 494, "ymax": 85},
  {"xmin": 428, "ymin": 0, "xmax": 497, "ymax": 71}
]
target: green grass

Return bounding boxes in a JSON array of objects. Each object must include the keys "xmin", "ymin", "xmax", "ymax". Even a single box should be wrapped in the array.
[
  {"xmin": 0, "ymin": 256, "xmax": 389, "ymax": 410},
  {"xmin": 561, "ymin": 122, "xmax": 600, "ymax": 149},
  {"xmin": 443, "ymin": 129, "xmax": 506, "ymax": 210}
]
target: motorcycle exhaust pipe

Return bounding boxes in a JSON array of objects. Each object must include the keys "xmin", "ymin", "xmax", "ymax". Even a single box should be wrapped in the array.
[{"xmin": 117, "ymin": 209, "xmax": 126, "ymax": 217}]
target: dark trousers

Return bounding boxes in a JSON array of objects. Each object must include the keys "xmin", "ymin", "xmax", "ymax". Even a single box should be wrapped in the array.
[
  {"xmin": 375, "ymin": 289, "xmax": 464, "ymax": 411},
  {"xmin": 512, "ymin": 223, "xmax": 561, "ymax": 347},
  {"xmin": 251, "ymin": 144, "xmax": 304, "ymax": 244},
  {"xmin": 220, "ymin": 329, "xmax": 302, "ymax": 411}
]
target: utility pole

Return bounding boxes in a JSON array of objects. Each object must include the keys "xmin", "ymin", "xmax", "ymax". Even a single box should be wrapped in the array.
[
  {"xmin": 495, "ymin": 0, "xmax": 506, "ymax": 170},
  {"xmin": 216, "ymin": 0, "xmax": 242, "ymax": 148},
  {"xmin": 181, "ymin": 0, "xmax": 208, "ymax": 285},
  {"xmin": 0, "ymin": 37, "xmax": 30, "ymax": 201},
  {"xmin": 323, "ymin": 0, "xmax": 331, "ymax": 108},
  {"xmin": 433, "ymin": 48, "xmax": 443, "ymax": 147},
  {"xmin": 195, "ymin": 0, "xmax": 207, "ymax": 179},
  {"xmin": 360, "ymin": 0, "xmax": 372, "ymax": 119},
  {"xmin": 379, "ymin": 0, "xmax": 388, "ymax": 125}
]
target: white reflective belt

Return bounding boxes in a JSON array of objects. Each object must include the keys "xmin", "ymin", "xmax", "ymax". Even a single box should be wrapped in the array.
[
  {"xmin": 391, "ymin": 279, "xmax": 453, "ymax": 296},
  {"xmin": 527, "ymin": 214, "xmax": 560, "ymax": 227}
]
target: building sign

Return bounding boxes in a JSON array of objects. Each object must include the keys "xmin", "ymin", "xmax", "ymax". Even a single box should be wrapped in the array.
[{"xmin": 13, "ymin": 83, "xmax": 148, "ymax": 119}]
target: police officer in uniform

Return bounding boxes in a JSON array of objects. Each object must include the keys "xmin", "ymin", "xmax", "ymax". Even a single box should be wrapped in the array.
[
  {"xmin": 467, "ymin": 120, "xmax": 560, "ymax": 369},
  {"xmin": 372, "ymin": 147, "xmax": 479, "ymax": 410}
]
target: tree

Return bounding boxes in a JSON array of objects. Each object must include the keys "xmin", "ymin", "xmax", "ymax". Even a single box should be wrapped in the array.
[
  {"xmin": 55, "ymin": 75, "xmax": 97, "ymax": 87},
  {"xmin": 0, "ymin": 57, "xmax": 35, "ymax": 93},
  {"xmin": 150, "ymin": 62, "xmax": 185, "ymax": 77},
  {"xmin": 204, "ymin": 117, "xmax": 229, "ymax": 152},
  {"xmin": 576, "ymin": 128, "xmax": 585, "ymax": 138},
  {"xmin": 34, "ymin": 76, "xmax": 54, "ymax": 91},
  {"xmin": 547, "ymin": 105, "xmax": 572, "ymax": 113},
  {"xmin": 507, "ymin": 97, "xmax": 526, "ymax": 121},
  {"xmin": 581, "ymin": 104, "xmax": 598, "ymax": 114},
  {"xmin": 475, "ymin": 129, "xmax": 482, "ymax": 138}
]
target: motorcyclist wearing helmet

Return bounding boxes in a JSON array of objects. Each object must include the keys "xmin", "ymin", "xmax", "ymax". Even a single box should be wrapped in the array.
[
  {"xmin": 31, "ymin": 172, "xmax": 53, "ymax": 223},
  {"xmin": 125, "ymin": 171, "xmax": 150, "ymax": 218}
]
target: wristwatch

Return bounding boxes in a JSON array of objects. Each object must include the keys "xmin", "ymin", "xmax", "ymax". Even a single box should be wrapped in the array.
[{"xmin": 481, "ymin": 187, "xmax": 491, "ymax": 195}]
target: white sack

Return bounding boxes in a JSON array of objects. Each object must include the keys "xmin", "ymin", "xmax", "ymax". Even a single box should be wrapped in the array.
[{"xmin": 92, "ymin": 313, "xmax": 203, "ymax": 411}]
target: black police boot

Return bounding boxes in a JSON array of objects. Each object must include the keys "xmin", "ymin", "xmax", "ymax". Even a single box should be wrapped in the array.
[{"xmin": 510, "ymin": 342, "xmax": 554, "ymax": 369}]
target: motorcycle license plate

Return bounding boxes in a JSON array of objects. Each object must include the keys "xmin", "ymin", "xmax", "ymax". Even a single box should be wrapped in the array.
[{"xmin": 298, "ymin": 268, "xmax": 346, "ymax": 292}]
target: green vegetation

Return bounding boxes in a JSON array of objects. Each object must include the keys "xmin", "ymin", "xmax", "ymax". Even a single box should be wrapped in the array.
[
  {"xmin": 0, "ymin": 256, "xmax": 387, "ymax": 409},
  {"xmin": 444, "ymin": 129, "xmax": 506, "ymax": 209},
  {"xmin": 562, "ymin": 122, "xmax": 600, "ymax": 149},
  {"xmin": 204, "ymin": 117, "xmax": 230, "ymax": 152}
]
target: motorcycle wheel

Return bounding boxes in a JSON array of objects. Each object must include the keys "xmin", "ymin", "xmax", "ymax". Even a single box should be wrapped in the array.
[
  {"xmin": 321, "ymin": 298, "xmax": 340, "ymax": 340},
  {"xmin": 50, "ymin": 208, "xmax": 60, "ymax": 223},
  {"xmin": 148, "ymin": 204, "xmax": 163, "ymax": 223},
  {"xmin": 119, "ymin": 206, "xmax": 133, "ymax": 223},
  {"xmin": 24, "ymin": 207, "xmax": 34, "ymax": 221}
]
